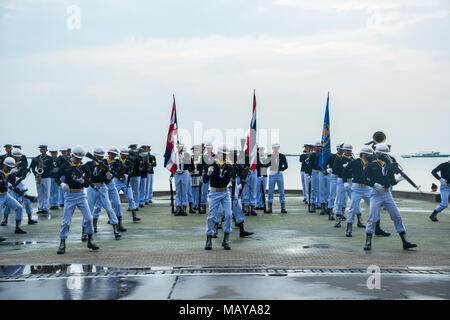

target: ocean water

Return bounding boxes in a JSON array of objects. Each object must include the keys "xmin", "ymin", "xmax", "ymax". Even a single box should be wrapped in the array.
[{"xmin": 20, "ymin": 154, "xmax": 448, "ymax": 195}]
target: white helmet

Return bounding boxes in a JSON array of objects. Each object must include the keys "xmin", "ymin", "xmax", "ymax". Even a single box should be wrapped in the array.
[
  {"xmin": 341, "ymin": 143, "xmax": 353, "ymax": 151},
  {"xmin": 11, "ymin": 148, "xmax": 22, "ymax": 158},
  {"xmin": 272, "ymin": 142, "xmax": 280, "ymax": 148},
  {"xmin": 108, "ymin": 146, "xmax": 119, "ymax": 155},
  {"xmin": 217, "ymin": 145, "xmax": 229, "ymax": 155},
  {"xmin": 93, "ymin": 146, "xmax": 105, "ymax": 157},
  {"xmin": 360, "ymin": 145, "xmax": 374, "ymax": 155},
  {"xmin": 49, "ymin": 147, "xmax": 58, "ymax": 153},
  {"xmin": 120, "ymin": 147, "xmax": 129, "ymax": 155},
  {"xmin": 3, "ymin": 157, "xmax": 16, "ymax": 168},
  {"xmin": 314, "ymin": 142, "xmax": 322, "ymax": 147},
  {"xmin": 336, "ymin": 143, "xmax": 344, "ymax": 149},
  {"xmin": 374, "ymin": 143, "xmax": 390, "ymax": 154},
  {"xmin": 72, "ymin": 145, "xmax": 86, "ymax": 159}
]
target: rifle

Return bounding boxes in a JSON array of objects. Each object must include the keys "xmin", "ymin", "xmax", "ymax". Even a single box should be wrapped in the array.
[
  {"xmin": 238, "ymin": 167, "xmax": 250, "ymax": 199},
  {"xmin": 169, "ymin": 174, "xmax": 175, "ymax": 214},
  {"xmin": 60, "ymin": 157, "xmax": 98, "ymax": 192},
  {"xmin": 387, "ymin": 156, "xmax": 421, "ymax": 191},
  {"xmin": 9, "ymin": 186, "xmax": 36, "ymax": 202}
]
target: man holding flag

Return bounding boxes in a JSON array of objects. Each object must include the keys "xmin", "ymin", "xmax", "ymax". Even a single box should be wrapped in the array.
[
  {"xmin": 164, "ymin": 95, "xmax": 179, "ymax": 214},
  {"xmin": 318, "ymin": 93, "xmax": 332, "ymax": 215}
]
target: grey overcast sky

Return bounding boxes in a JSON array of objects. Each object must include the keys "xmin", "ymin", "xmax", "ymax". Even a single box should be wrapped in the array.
[{"xmin": 1, "ymin": 0, "xmax": 449, "ymax": 156}]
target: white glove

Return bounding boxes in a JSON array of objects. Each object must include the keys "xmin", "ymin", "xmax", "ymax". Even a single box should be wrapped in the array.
[
  {"xmin": 207, "ymin": 166, "xmax": 215, "ymax": 176},
  {"xmin": 327, "ymin": 168, "xmax": 333, "ymax": 174},
  {"xmin": 344, "ymin": 182, "xmax": 351, "ymax": 191},
  {"xmin": 176, "ymin": 169, "xmax": 183, "ymax": 174},
  {"xmin": 343, "ymin": 163, "xmax": 348, "ymax": 168},
  {"xmin": 227, "ymin": 181, "xmax": 233, "ymax": 189},
  {"xmin": 10, "ymin": 167, "xmax": 18, "ymax": 174},
  {"xmin": 61, "ymin": 183, "xmax": 70, "ymax": 192},
  {"xmin": 75, "ymin": 177, "xmax": 85, "ymax": 184},
  {"xmin": 123, "ymin": 174, "xmax": 128, "ymax": 182},
  {"xmin": 373, "ymin": 183, "xmax": 384, "ymax": 193},
  {"xmin": 106, "ymin": 172, "xmax": 113, "ymax": 180},
  {"xmin": 395, "ymin": 176, "xmax": 405, "ymax": 183},
  {"xmin": 440, "ymin": 178, "xmax": 447, "ymax": 185}
]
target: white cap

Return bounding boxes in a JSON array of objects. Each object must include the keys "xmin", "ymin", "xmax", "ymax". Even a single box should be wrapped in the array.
[
  {"xmin": 60, "ymin": 146, "xmax": 69, "ymax": 152},
  {"xmin": 120, "ymin": 147, "xmax": 129, "ymax": 155},
  {"xmin": 341, "ymin": 143, "xmax": 353, "ymax": 151},
  {"xmin": 336, "ymin": 143, "xmax": 344, "ymax": 149},
  {"xmin": 205, "ymin": 141, "xmax": 213, "ymax": 148},
  {"xmin": 360, "ymin": 145, "xmax": 374, "ymax": 155},
  {"xmin": 374, "ymin": 143, "xmax": 390, "ymax": 154},
  {"xmin": 93, "ymin": 146, "xmax": 105, "ymax": 157},
  {"xmin": 272, "ymin": 142, "xmax": 280, "ymax": 148},
  {"xmin": 217, "ymin": 145, "xmax": 229, "ymax": 155},
  {"xmin": 314, "ymin": 142, "xmax": 322, "ymax": 147},
  {"xmin": 11, "ymin": 148, "xmax": 22, "ymax": 157},
  {"xmin": 108, "ymin": 146, "xmax": 119, "ymax": 155},
  {"xmin": 3, "ymin": 157, "xmax": 16, "ymax": 168},
  {"xmin": 72, "ymin": 145, "xmax": 86, "ymax": 159}
]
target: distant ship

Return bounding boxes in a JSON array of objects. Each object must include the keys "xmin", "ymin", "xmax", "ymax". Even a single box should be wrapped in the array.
[{"xmin": 401, "ymin": 151, "xmax": 450, "ymax": 158}]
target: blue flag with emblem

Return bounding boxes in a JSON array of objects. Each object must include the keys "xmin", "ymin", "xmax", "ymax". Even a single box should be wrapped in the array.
[{"xmin": 319, "ymin": 92, "xmax": 331, "ymax": 171}]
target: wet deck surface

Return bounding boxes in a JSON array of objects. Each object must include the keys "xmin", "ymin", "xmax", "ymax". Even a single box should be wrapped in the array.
[{"xmin": 0, "ymin": 196, "xmax": 449, "ymax": 299}]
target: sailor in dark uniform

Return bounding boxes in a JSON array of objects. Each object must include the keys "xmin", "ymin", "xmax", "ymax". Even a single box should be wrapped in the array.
[
  {"xmin": 256, "ymin": 146, "xmax": 270, "ymax": 211},
  {"xmin": 49, "ymin": 147, "xmax": 61, "ymax": 210},
  {"xmin": 200, "ymin": 142, "xmax": 215, "ymax": 214},
  {"xmin": 0, "ymin": 144, "xmax": 13, "ymax": 167},
  {"xmin": 332, "ymin": 143, "xmax": 354, "ymax": 227},
  {"xmin": 30, "ymin": 145, "xmax": 54, "ymax": 214},
  {"xmin": 325, "ymin": 143, "xmax": 343, "ymax": 219},
  {"xmin": 430, "ymin": 159, "xmax": 450, "ymax": 221},
  {"xmin": 189, "ymin": 145, "xmax": 203, "ymax": 213},
  {"xmin": 299, "ymin": 144, "xmax": 313, "ymax": 204},
  {"xmin": 360, "ymin": 144, "xmax": 417, "ymax": 251},
  {"xmin": 306, "ymin": 142, "xmax": 321, "ymax": 212},
  {"xmin": 146, "ymin": 145, "xmax": 157, "ymax": 204}
]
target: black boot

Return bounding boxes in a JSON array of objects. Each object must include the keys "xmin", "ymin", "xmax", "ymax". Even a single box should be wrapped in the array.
[
  {"xmin": 429, "ymin": 210, "xmax": 439, "ymax": 222},
  {"xmin": 81, "ymin": 227, "xmax": 88, "ymax": 242},
  {"xmin": 93, "ymin": 218, "xmax": 98, "ymax": 233},
  {"xmin": 222, "ymin": 232, "xmax": 231, "ymax": 250},
  {"xmin": 57, "ymin": 239, "xmax": 66, "ymax": 255},
  {"xmin": 320, "ymin": 203, "xmax": 326, "ymax": 215},
  {"xmin": 181, "ymin": 206, "xmax": 188, "ymax": 216},
  {"xmin": 364, "ymin": 233, "xmax": 373, "ymax": 251},
  {"xmin": 174, "ymin": 206, "xmax": 181, "ymax": 216},
  {"xmin": 14, "ymin": 221, "xmax": 26, "ymax": 234},
  {"xmin": 113, "ymin": 224, "xmax": 121, "ymax": 240},
  {"xmin": 250, "ymin": 206, "xmax": 257, "ymax": 216},
  {"xmin": 189, "ymin": 203, "xmax": 196, "ymax": 214},
  {"xmin": 328, "ymin": 208, "xmax": 335, "ymax": 220},
  {"xmin": 1, "ymin": 215, "xmax": 8, "ymax": 226},
  {"xmin": 237, "ymin": 222, "xmax": 253, "ymax": 237},
  {"xmin": 334, "ymin": 215, "xmax": 342, "ymax": 228},
  {"xmin": 375, "ymin": 221, "xmax": 390, "ymax": 237},
  {"xmin": 0, "ymin": 235, "xmax": 6, "ymax": 242},
  {"xmin": 117, "ymin": 216, "xmax": 127, "ymax": 232},
  {"xmin": 27, "ymin": 213, "xmax": 38, "ymax": 225},
  {"xmin": 87, "ymin": 234, "xmax": 99, "ymax": 251},
  {"xmin": 132, "ymin": 210, "xmax": 141, "ymax": 222},
  {"xmin": 205, "ymin": 235, "xmax": 212, "ymax": 250},
  {"xmin": 356, "ymin": 214, "xmax": 365, "ymax": 228},
  {"xmin": 346, "ymin": 223, "xmax": 352, "ymax": 237},
  {"xmin": 311, "ymin": 203, "xmax": 316, "ymax": 213},
  {"xmin": 213, "ymin": 223, "xmax": 219, "ymax": 238},
  {"xmin": 200, "ymin": 205, "xmax": 206, "ymax": 214},
  {"xmin": 281, "ymin": 203, "xmax": 287, "ymax": 214},
  {"xmin": 399, "ymin": 232, "xmax": 417, "ymax": 250},
  {"xmin": 266, "ymin": 203, "xmax": 272, "ymax": 214}
]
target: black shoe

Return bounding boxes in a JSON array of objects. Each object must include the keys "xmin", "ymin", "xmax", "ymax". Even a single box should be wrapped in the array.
[
  {"xmin": 399, "ymin": 232, "xmax": 417, "ymax": 250},
  {"xmin": 1, "ymin": 216, "xmax": 8, "ymax": 226},
  {"xmin": 328, "ymin": 213, "xmax": 335, "ymax": 221},
  {"xmin": 87, "ymin": 235, "xmax": 99, "ymax": 251},
  {"xmin": 139, "ymin": 204, "xmax": 144, "ymax": 208},
  {"xmin": 334, "ymin": 215, "xmax": 342, "ymax": 228},
  {"xmin": 57, "ymin": 239, "xmax": 66, "ymax": 255},
  {"xmin": 205, "ymin": 235, "xmax": 212, "ymax": 250},
  {"xmin": 310, "ymin": 204, "xmax": 316, "ymax": 213},
  {"xmin": 50, "ymin": 206, "xmax": 59, "ymax": 210},
  {"xmin": 364, "ymin": 233, "xmax": 372, "ymax": 251},
  {"xmin": 59, "ymin": 204, "xmax": 64, "ymax": 208},
  {"xmin": 320, "ymin": 204, "xmax": 327, "ymax": 215},
  {"xmin": 93, "ymin": 218, "xmax": 98, "ymax": 233},
  {"xmin": 250, "ymin": 206, "xmax": 257, "ymax": 216},
  {"xmin": 429, "ymin": 210, "xmax": 439, "ymax": 222},
  {"xmin": 113, "ymin": 224, "xmax": 121, "ymax": 240},
  {"xmin": 132, "ymin": 210, "xmax": 141, "ymax": 222},
  {"xmin": 375, "ymin": 221, "xmax": 390, "ymax": 237},
  {"xmin": 266, "ymin": 203, "xmax": 272, "ymax": 214},
  {"xmin": 189, "ymin": 203, "xmax": 196, "ymax": 214},
  {"xmin": 199, "ymin": 205, "xmax": 206, "ymax": 214},
  {"xmin": 149, "ymin": 200, "xmax": 153, "ymax": 204},
  {"xmin": 181, "ymin": 206, "xmax": 187, "ymax": 216},
  {"xmin": 222, "ymin": 232, "xmax": 231, "ymax": 250},
  {"xmin": 27, "ymin": 214, "xmax": 38, "ymax": 225},
  {"xmin": 356, "ymin": 214, "xmax": 365, "ymax": 228},
  {"xmin": 127, "ymin": 208, "xmax": 131, "ymax": 212},
  {"xmin": 346, "ymin": 223, "xmax": 352, "ymax": 237},
  {"xmin": 0, "ymin": 235, "xmax": 6, "ymax": 242},
  {"xmin": 81, "ymin": 227, "xmax": 88, "ymax": 241},
  {"xmin": 117, "ymin": 216, "xmax": 127, "ymax": 232},
  {"xmin": 281, "ymin": 203, "xmax": 287, "ymax": 214},
  {"xmin": 14, "ymin": 221, "xmax": 26, "ymax": 234},
  {"xmin": 237, "ymin": 222, "xmax": 254, "ymax": 237}
]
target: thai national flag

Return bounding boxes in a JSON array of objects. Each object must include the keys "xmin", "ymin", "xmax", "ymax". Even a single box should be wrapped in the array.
[
  {"xmin": 164, "ymin": 95, "xmax": 178, "ymax": 174},
  {"xmin": 247, "ymin": 90, "xmax": 257, "ymax": 172}
]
